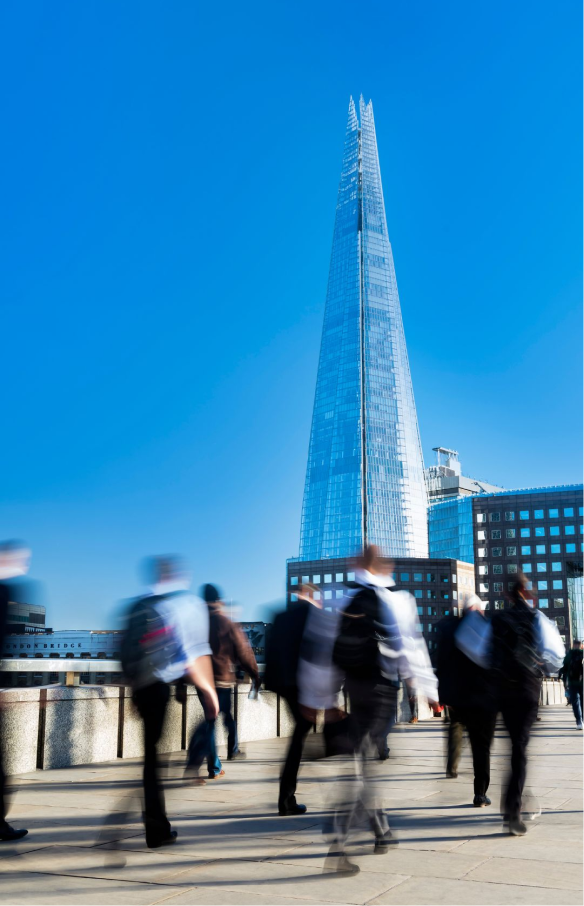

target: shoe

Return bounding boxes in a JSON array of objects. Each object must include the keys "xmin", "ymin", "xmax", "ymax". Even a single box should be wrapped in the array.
[
  {"xmin": 184, "ymin": 767, "xmax": 206, "ymax": 785},
  {"xmin": 278, "ymin": 802, "xmax": 307, "ymax": 816},
  {"xmin": 378, "ymin": 752, "xmax": 390, "ymax": 761},
  {"xmin": 446, "ymin": 771, "xmax": 458, "ymax": 779},
  {"xmin": 374, "ymin": 829, "xmax": 398, "ymax": 853},
  {"xmin": 0, "ymin": 823, "xmax": 28, "ymax": 842},
  {"xmin": 576, "ymin": 723, "xmax": 583, "ymax": 730},
  {"xmin": 324, "ymin": 846, "xmax": 360, "ymax": 874},
  {"xmin": 227, "ymin": 750, "xmax": 246, "ymax": 760},
  {"xmin": 473, "ymin": 795, "xmax": 491, "ymax": 807},
  {"xmin": 147, "ymin": 830, "xmax": 178, "ymax": 849},
  {"xmin": 409, "ymin": 717, "xmax": 418, "ymax": 724},
  {"xmin": 208, "ymin": 769, "xmax": 226, "ymax": 779},
  {"xmin": 508, "ymin": 817, "xmax": 527, "ymax": 836}
]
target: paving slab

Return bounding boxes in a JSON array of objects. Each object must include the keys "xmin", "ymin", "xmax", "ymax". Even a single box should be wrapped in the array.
[{"xmin": 366, "ymin": 876, "xmax": 584, "ymax": 905}]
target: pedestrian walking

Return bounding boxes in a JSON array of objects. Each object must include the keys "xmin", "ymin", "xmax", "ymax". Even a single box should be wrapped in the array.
[
  {"xmin": 0, "ymin": 541, "xmax": 31, "ymax": 842},
  {"xmin": 559, "ymin": 640, "xmax": 583, "ymax": 730},
  {"xmin": 435, "ymin": 594, "xmax": 497, "ymax": 805},
  {"xmin": 187, "ymin": 584, "xmax": 260, "ymax": 780},
  {"xmin": 121, "ymin": 555, "xmax": 218, "ymax": 848}
]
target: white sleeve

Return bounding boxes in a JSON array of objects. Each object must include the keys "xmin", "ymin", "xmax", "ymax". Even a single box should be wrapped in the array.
[{"xmin": 177, "ymin": 596, "xmax": 212, "ymax": 663}]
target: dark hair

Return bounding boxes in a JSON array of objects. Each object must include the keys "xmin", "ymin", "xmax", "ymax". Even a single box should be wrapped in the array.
[
  {"xmin": 202, "ymin": 583, "xmax": 221, "ymax": 604},
  {"xmin": 141, "ymin": 555, "xmax": 185, "ymax": 586}
]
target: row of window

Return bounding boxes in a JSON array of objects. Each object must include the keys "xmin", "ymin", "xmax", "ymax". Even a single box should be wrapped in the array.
[
  {"xmin": 290, "ymin": 571, "xmax": 452, "ymax": 586},
  {"xmin": 481, "ymin": 579, "xmax": 564, "ymax": 593},
  {"xmin": 477, "ymin": 507, "xmax": 582, "ymax": 523},
  {"xmin": 479, "ymin": 527, "xmax": 580, "ymax": 543}
]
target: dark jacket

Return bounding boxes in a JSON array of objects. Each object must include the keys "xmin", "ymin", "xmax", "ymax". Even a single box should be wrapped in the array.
[
  {"xmin": 333, "ymin": 584, "xmax": 385, "ymax": 682},
  {"xmin": 491, "ymin": 597, "xmax": 541, "ymax": 704},
  {"xmin": 0, "ymin": 582, "xmax": 9, "ymax": 651},
  {"xmin": 207, "ymin": 605, "xmax": 259, "ymax": 687},
  {"xmin": 264, "ymin": 601, "xmax": 309, "ymax": 697},
  {"xmin": 559, "ymin": 649, "xmax": 583, "ymax": 687},
  {"xmin": 435, "ymin": 614, "xmax": 495, "ymax": 713}
]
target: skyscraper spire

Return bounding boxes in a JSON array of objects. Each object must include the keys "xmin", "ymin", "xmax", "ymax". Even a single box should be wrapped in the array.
[{"xmin": 299, "ymin": 98, "xmax": 428, "ymax": 560}]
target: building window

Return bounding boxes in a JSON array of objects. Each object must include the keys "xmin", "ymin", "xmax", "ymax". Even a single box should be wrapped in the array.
[
  {"xmin": 314, "ymin": 591, "xmax": 321, "ymax": 601},
  {"xmin": 336, "ymin": 590, "xmax": 344, "ymax": 598},
  {"xmin": 538, "ymin": 580, "xmax": 548, "ymax": 590},
  {"xmin": 477, "ymin": 530, "xmax": 486, "ymax": 541},
  {"xmin": 552, "ymin": 580, "xmax": 563, "ymax": 590},
  {"xmin": 400, "ymin": 573, "xmax": 410, "ymax": 582},
  {"xmin": 427, "ymin": 573, "xmax": 435, "ymax": 582},
  {"xmin": 347, "ymin": 572, "xmax": 355, "ymax": 582},
  {"xmin": 534, "ymin": 527, "xmax": 545, "ymax": 537},
  {"xmin": 490, "ymin": 512, "xmax": 500, "ymax": 522},
  {"xmin": 521, "ymin": 528, "xmax": 531, "ymax": 538},
  {"xmin": 539, "ymin": 598, "xmax": 549, "ymax": 608},
  {"xmin": 493, "ymin": 582, "xmax": 503, "ymax": 592},
  {"xmin": 336, "ymin": 573, "xmax": 343, "ymax": 582},
  {"xmin": 494, "ymin": 600, "xmax": 504, "ymax": 610},
  {"xmin": 565, "ymin": 526, "xmax": 575, "ymax": 536},
  {"xmin": 313, "ymin": 575, "xmax": 321, "ymax": 584},
  {"xmin": 414, "ymin": 590, "xmax": 422, "ymax": 598},
  {"xmin": 452, "ymin": 574, "xmax": 457, "ymax": 583},
  {"xmin": 553, "ymin": 598, "xmax": 564, "ymax": 608},
  {"xmin": 302, "ymin": 576, "xmax": 309, "ymax": 584},
  {"xmin": 522, "ymin": 563, "xmax": 532, "ymax": 573},
  {"xmin": 493, "ymin": 564, "xmax": 503, "ymax": 575},
  {"xmin": 505, "ymin": 511, "xmax": 515, "ymax": 521},
  {"xmin": 534, "ymin": 509, "xmax": 544, "ymax": 519},
  {"xmin": 479, "ymin": 583, "xmax": 489, "ymax": 593},
  {"xmin": 478, "ymin": 565, "xmax": 488, "ymax": 575},
  {"xmin": 417, "ymin": 606, "xmax": 423, "ymax": 615},
  {"xmin": 536, "ymin": 563, "xmax": 547, "ymax": 573},
  {"xmin": 520, "ymin": 511, "xmax": 529, "ymax": 520},
  {"xmin": 441, "ymin": 591, "xmax": 449, "ymax": 600},
  {"xmin": 324, "ymin": 574, "xmax": 332, "ymax": 584},
  {"xmin": 521, "ymin": 546, "xmax": 531, "ymax": 555},
  {"xmin": 549, "ymin": 527, "xmax": 559, "ymax": 537},
  {"xmin": 477, "ymin": 548, "xmax": 487, "ymax": 558},
  {"xmin": 427, "ymin": 590, "xmax": 437, "ymax": 600},
  {"xmin": 491, "ymin": 530, "xmax": 501, "ymax": 540},
  {"xmin": 507, "ymin": 564, "xmax": 518, "ymax": 574},
  {"xmin": 492, "ymin": 547, "xmax": 502, "ymax": 557},
  {"xmin": 505, "ymin": 529, "xmax": 516, "ymax": 539},
  {"xmin": 290, "ymin": 577, "xmax": 298, "ymax": 586},
  {"xmin": 324, "ymin": 590, "xmax": 332, "ymax": 600},
  {"xmin": 551, "ymin": 561, "xmax": 561, "ymax": 572},
  {"xmin": 555, "ymin": 616, "xmax": 565, "ymax": 629},
  {"xmin": 506, "ymin": 546, "xmax": 517, "ymax": 556},
  {"xmin": 476, "ymin": 513, "xmax": 486, "ymax": 523},
  {"xmin": 290, "ymin": 593, "xmax": 298, "ymax": 602},
  {"xmin": 414, "ymin": 572, "xmax": 422, "ymax": 582},
  {"xmin": 440, "ymin": 574, "xmax": 449, "ymax": 583},
  {"xmin": 535, "ymin": 544, "xmax": 545, "ymax": 555},
  {"xmin": 564, "ymin": 507, "xmax": 574, "ymax": 517},
  {"xmin": 566, "ymin": 543, "xmax": 576, "ymax": 553},
  {"xmin": 548, "ymin": 508, "xmax": 558, "ymax": 518}
]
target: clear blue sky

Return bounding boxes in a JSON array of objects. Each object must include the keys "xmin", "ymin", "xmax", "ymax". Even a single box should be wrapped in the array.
[{"xmin": 1, "ymin": 1, "xmax": 581, "ymax": 629}]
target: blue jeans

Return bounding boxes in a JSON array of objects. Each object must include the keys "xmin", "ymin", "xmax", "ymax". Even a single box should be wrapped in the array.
[
  {"xmin": 570, "ymin": 683, "xmax": 583, "ymax": 725},
  {"xmin": 187, "ymin": 688, "xmax": 238, "ymax": 777}
]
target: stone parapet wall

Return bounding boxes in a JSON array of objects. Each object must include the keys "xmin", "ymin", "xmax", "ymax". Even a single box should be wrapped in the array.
[{"xmin": 0, "ymin": 680, "xmax": 564, "ymax": 776}]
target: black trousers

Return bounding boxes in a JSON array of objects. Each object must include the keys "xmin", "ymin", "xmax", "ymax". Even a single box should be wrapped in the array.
[
  {"xmin": 501, "ymin": 695, "xmax": 539, "ymax": 820},
  {"xmin": 133, "ymin": 682, "xmax": 171, "ymax": 844},
  {"xmin": 448, "ymin": 707, "xmax": 497, "ymax": 797},
  {"xmin": 279, "ymin": 690, "xmax": 313, "ymax": 809}
]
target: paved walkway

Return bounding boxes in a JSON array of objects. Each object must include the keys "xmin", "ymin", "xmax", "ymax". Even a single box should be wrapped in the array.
[{"xmin": 1, "ymin": 707, "xmax": 582, "ymax": 905}]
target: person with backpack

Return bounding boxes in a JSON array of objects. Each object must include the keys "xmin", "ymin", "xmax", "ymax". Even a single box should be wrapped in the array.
[
  {"xmin": 186, "ymin": 584, "xmax": 260, "ymax": 780},
  {"xmin": 327, "ymin": 546, "xmax": 437, "ymax": 874},
  {"xmin": 121, "ymin": 555, "xmax": 218, "ymax": 848},
  {"xmin": 559, "ymin": 640, "xmax": 583, "ymax": 730}
]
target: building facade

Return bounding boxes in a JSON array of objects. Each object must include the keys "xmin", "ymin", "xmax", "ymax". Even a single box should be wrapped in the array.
[
  {"xmin": 298, "ymin": 96, "xmax": 428, "ymax": 562},
  {"xmin": 286, "ymin": 556, "xmax": 475, "ymax": 656},
  {"xmin": 471, "ymin": 485, "xmax": 583, "ymax": 649},
  {"xmin": 425, "ymin": 448, "xmax": 504, "ymax": 501},
  {"xmin": 1, "ymin": 630, "xmax": 124, "ymax": 687}
]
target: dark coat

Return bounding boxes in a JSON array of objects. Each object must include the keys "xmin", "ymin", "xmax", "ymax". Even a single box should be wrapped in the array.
[
  {"xmin": 264, "ymin": 601, "xmax": 309, "ymax": 698},
  {"xmin": 491, "ymin": 598, "xmax": 541, "ymax": 704},
  {"xmin": 435, "ymin": 614, "xmax": 495, "ymax": 713}
]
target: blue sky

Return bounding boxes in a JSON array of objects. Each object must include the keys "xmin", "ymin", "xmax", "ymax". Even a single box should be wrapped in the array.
[{"xmin": 1, "ymin": 1, "xmax": 581, "ymax": 628}]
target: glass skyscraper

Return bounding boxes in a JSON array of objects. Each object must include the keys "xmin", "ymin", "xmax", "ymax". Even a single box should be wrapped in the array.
[{"xmin": 299, "ymin": 96, "xmax": 428, "ymax": 561}]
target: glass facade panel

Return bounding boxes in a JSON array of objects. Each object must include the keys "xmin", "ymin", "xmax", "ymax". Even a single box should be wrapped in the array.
[
  {"xmin": 428, "ymin": 496, "xmax": 474, "ymax": 562},
  {"xmin": 299, "ymin": 97, "xmax": 428, "ymax": 560}
]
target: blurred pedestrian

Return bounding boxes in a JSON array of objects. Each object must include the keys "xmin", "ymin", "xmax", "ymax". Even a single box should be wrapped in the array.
[
  {"xmin": 435, "ymin": 593, "xmax": 496, "ymax": 805},
  {"xmin": 264, "ymin": 585, "xmax": 317, "ymax": 816},
  {"xmin": 328, "ymin": 546, "xmax": 438, "ymax": 873},
  {"xmin": 121, "ymin": 555, "xmax": 218, "ymax": 848},
  {"xmin": 406, "ymin": 680, "xmax": 418, "ymax": 724},
  {"xmin": 559, "ymin": 640, "xmax": 583, "ymax": 730},
  {"xmin": 491, "ymin": 575, "xmax": 557, "ymax": 835},
  {"xmin": 187, "ymin": 584, "xmax": 259, "ymax": 780},
  {"xmin": 0, "ymin": 541, "xmax": 30, "ymax": 842}
]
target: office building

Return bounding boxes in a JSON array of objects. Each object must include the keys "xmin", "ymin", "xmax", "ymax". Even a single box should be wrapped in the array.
[
  {"xmin": 472, "ymin": 485, "xmax": 583, "ymax": 648},
  {"xmin": 298, "ymin": 96, "xmax": 428, "ymax": 562},
  {"xmin": 426, "ymin": 448, "xmax": 504, "ymax": 501},
  {"xmin": 286, "ymin": 556, "xmax": 475, "ymax": 655}
]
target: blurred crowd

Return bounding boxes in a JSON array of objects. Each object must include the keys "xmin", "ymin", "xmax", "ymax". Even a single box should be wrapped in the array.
[{"xmin": 0, "ymin": 539, "xmax": 580, "ymax": 873}]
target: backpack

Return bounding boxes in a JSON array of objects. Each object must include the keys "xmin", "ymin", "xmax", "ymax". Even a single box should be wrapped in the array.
[
  {"xmin": 120, "ymin": 594, "xmax": 180, "ymax": 688},
  {"xmin": 568, "ymin": 649, "xmax": 583, "ymax": 684},
  {"xmin": 333, "ymin": 587, "xmax": 383, "ymax": 679}
]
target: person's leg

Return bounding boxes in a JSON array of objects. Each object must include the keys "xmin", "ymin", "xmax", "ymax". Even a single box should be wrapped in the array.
[
  {"xmin": 220, "ymin": 688, "xmax": 239, "ymax": 758},
  {"xmin": 446, "ymin": 709, "xmax": 464, "ymax": 776},
  {"xmin": 502, "ymin": 698, "xmax": 538, "ymax": 821},
  {"xmin": 134, "ymin": 683, "xmax": 171, "ymax": 844},
  {"xmin": 570, "ymin": 684, "xmax": 583, "ymax": 725},
  {"xmin": 466, "ymin": 710, "xmax": 496, "ymax": 798},
  {"xmin": 279, "ymin": 694, "xmax": 312, "ymax": 811}
]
